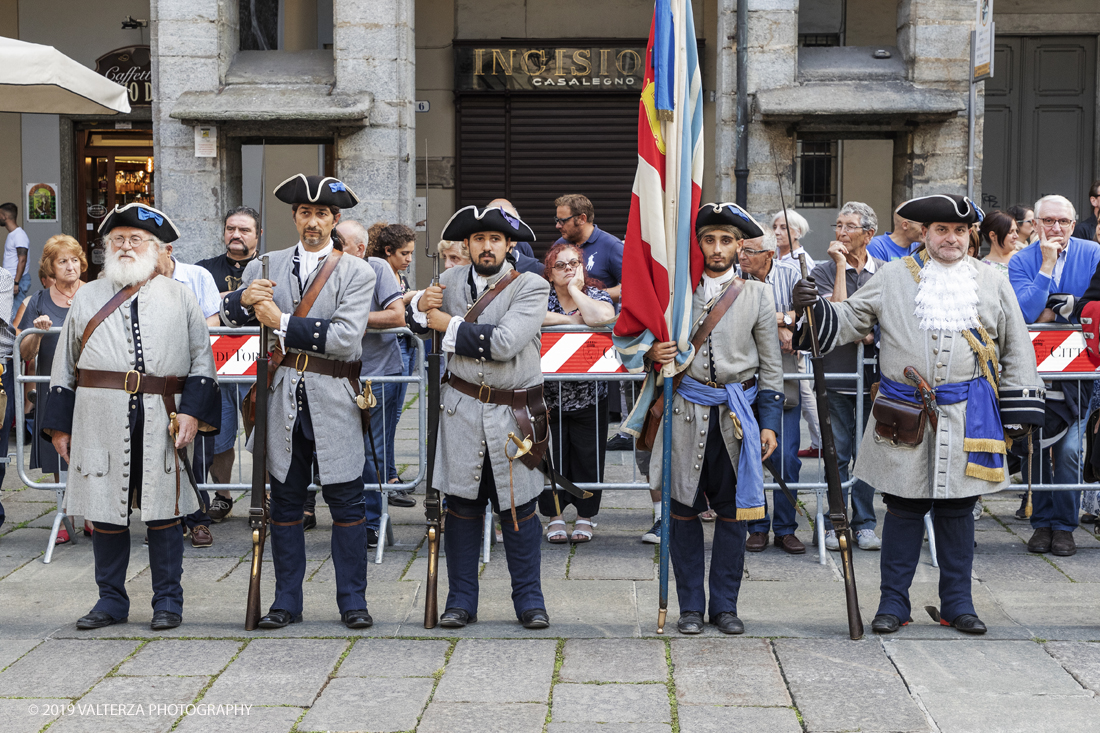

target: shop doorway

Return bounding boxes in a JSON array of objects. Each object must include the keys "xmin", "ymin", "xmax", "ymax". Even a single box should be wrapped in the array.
[{"xmin": 75, "ymin": 123, "xmax": 155, "ymax": 279}]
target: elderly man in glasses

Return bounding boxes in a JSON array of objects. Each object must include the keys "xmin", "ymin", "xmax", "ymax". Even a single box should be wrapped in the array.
[
  {"xmin": 1009, "ymin": 194, "xmax": 1100, "ymax": 557},
  {"xmin": 806, "ymin": 201, "xmax": 886, "ymax": 552}
]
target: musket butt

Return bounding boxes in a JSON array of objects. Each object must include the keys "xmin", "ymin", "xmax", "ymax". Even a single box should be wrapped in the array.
[{"xmin": 656, "ymin": 607, "xmax": 667, "ymax": 635}]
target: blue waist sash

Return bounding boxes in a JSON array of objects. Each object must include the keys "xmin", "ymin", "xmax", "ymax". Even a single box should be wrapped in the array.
[
  {"xmin": 878, "ymin": 374, "xmax": 1006, "ymax": 482},
  {"xmin": 676, "ymin": 375, "xmax": 765, "ymax": 520}
]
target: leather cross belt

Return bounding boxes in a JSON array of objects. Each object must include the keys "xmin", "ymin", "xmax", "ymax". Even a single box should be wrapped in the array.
[
  {"xmin": 443, "ymin": 373, "xmax": 543, "ymax": 409},
  {"xmin": 273, "ymin": 349, "xmax": 361, "ymax": 382},
  {"xmin": 76, "ymin": 369, "xmax": 186, "ymax": 395}
]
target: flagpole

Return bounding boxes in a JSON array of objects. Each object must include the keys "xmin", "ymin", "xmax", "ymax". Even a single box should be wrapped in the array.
[{"xmin": 657, "ymin": 371, "xmax": 673, "ymax": 633}]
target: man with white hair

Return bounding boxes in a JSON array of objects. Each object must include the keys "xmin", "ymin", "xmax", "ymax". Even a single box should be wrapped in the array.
[
  {"xmin": 1008, "ymin": 194, "xmax": 1100, "ymax": 557},
  {"xmin": 42, "ymin": 202, "xmax": 220, "ymax": 631},
  {"xmin": 867, "ymin": 207, "xmax": 924, "ymax": 262}
]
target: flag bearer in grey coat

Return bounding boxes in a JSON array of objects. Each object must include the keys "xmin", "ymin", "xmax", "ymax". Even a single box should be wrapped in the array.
[
  {"xmin": 642, "ymin": 203, "xmax": 785, "ymax": 636},
  {"xmin": 222, "ymin": 174, "xmax": 376, "ymax": 630},
  {"xmin": 43, "ymin": 203, "xmax": 221, "ymax": 631},
  {"xmin": 410, "ymin": 205, "xmax": 553, "ymax": 630},
  {"xmin": 793, "ymin": 193, "xmax": 1045, "ymax": 636}
]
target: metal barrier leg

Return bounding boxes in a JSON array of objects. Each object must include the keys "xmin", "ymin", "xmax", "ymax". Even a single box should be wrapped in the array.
[
  {"xmin": 374, "ymin": 492, "xmax": 389, "ymax": 565},
  {"xmin": 924, "ymin": 512, "xmax": 938, "ymax": 568},
  {"xmin": 816, "ymin": 487, "xmax": 827, "ymax": 566},
  {"xmin": 43, "ymin": 482, "xmax": 71, "ymax": 564},
  {"xmin": 482, "ymin": 505, "xmax": 492, "ymax": 563}
]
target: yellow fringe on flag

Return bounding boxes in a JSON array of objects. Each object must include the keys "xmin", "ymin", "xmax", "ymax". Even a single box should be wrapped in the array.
[
  {"xmin": 656, "ymin": 109, "xmax": 674, "ymax": 122},
  {"xmin": 736, "ymin": 505, "xmax": 767, "ymax": 521},
  {"xmin": 963, "ymin": 437, "xmax": 1007, "ymax": 454},
  {"xmin": 965, "ymin": 462, "xmax": 1005, "ymax": 483}
]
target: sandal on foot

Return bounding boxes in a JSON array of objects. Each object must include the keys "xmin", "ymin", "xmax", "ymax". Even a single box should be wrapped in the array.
[
  {"xmin": 546, "ymin": 519, "xmax": 569, "ymax": 544},
  {"xmin": 55, "ymin": 528, "xmax": 70, "ymax": 545},
  {"xmin": 571, "ymin": 519, "xmax": 597, "ymax": 543}
]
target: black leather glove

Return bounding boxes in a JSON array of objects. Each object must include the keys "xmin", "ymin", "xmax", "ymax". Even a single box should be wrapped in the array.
[
  {"xmin": 1004, "ymin": 424, "xmax": 1033, "ymax": 441},
  {"xmin": 792, "ymin": 277, "xmax": 820, "ymax": 313}
]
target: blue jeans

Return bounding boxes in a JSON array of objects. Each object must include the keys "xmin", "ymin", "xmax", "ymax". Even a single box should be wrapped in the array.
[
  {"xmin": 749, "ymin": 404, "xmax": 802, "ymax": 535},
  {"xmin": 363, "ymin": 374, "xmax": 402, "ymax": 530},
  {"xmin": 389, "ymin": 338, "xmax": 420, "ymax": 481},
  {"xmin": 1029, "ymin": 415, "xmax": 1083, "ymax": 532},
  {"xmin": 11, "ymin": 271, "xmax": 30, "ymax": 321},
  {"xmin": 0, "ymin": 360, "xmax": 13, "ymax": 530},
  {"xmin": 822, "ymin": 390, "xmax": 877, "ymax": 532}
]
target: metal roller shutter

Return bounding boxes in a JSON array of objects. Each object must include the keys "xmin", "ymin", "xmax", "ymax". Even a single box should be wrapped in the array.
[{"xmin": 456, "ymin": 93, "xmax": 637, "ymax": 260}]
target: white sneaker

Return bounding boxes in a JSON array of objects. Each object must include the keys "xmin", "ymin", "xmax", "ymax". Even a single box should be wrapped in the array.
[
  {"xmin": 856, "ymin": 529, "xmax": 882, "ymax": 550},
  {"xmin": 972, "ymin": 500, "xmax": 984, "ymax": 521},
  {"xmin": 824, "ymin": 529, "xmax": 839, "ymax": 551}
]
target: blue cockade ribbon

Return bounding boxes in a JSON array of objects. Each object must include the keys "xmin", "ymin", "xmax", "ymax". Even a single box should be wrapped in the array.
[
  {"xmin": 500, "ymin": 209, "xmax": 521, "ymax": 231},
  {"xmin": 676, "ymin": 375, "xmax": 766, "ymax": 520},
  {"xmin": 328, "ymin": 182, "xmax": 347, "ymax": 192},
  {"xmin": 878, "ymin": 374, "xmax": 1006, "ymax": 482},
  {"xmin": 136, "ymin": 207, "xmax": 163, "ymax": 226}
]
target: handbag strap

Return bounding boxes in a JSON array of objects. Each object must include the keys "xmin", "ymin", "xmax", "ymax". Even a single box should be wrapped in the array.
[
  {"xmin": 80, "ymin": 276, "xmax": 155, "ymax": 354},
  {"xmin": 464, "ymin": 268, "xmax": 520, "ymax": 323},
  {"xmin": 294, "ymin": 250, "xmax": 343, "ymax": 318}
]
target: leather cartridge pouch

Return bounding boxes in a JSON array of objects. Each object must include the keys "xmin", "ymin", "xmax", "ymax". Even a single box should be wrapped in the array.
[
  {"xmin": 513, "ymin": 388, "xmax": 550, "ymax": 471},
  {"xmin": 872, "ymin": 395, "xmax": 926, "ymax": 447}
]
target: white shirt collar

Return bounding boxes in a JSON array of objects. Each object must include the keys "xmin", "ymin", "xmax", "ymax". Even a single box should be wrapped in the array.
[
  {"xmin": 701, "ymin": 268, "xmax": 736, "ymax": 302},
  {"xmin": 295, "ymin": 241, "xmax": 334, "ymax": 287},
  {"xmin": 844, "ymin": 253, "xmax": 876, "ymax": 274}
]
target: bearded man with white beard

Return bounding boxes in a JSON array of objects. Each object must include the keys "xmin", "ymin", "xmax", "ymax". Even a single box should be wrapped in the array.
[
  {"xmin": 793, "ymin": 194, "xmax": 1045, "ymax": 636},
  {"xmin": 42, "ymin": 203, "xmax": 220, "ymax": 632}
]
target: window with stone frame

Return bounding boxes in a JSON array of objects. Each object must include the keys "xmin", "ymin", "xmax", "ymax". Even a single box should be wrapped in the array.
[{"xmin": 795, "ymin": 139, "xmax": 838, "ymax": 209}]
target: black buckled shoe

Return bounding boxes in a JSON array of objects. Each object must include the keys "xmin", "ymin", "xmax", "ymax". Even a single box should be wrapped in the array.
[
  {"xmin": 1027, "ymin": 526, "xmax": 1053, "ymax": 553},
  {"xmin": 676, "ymin": 611, "xmax": 704, "ymax": 635},
  {"xmin": 342, "ymin": 609, "xmax": 374, "ymax": 629},
  {"xmin": 150, "ymin": 611, "xmax": 182, "ymax": 631},
  {"xmin": 871, "ymin": 614, "xmax": 910, "ymax": 634},
  {"xmin": 712, "ymin": 612, "xmax": 745, "ymax": 635},
  {"xmin": 257, "ymin": 609, "xmax": 303, "ymax": 629},
  {"xmin": 439, "ymin": 608, "xmax": 476, "ymax": 628},
  {"xmin": 76, "ymin": 611, "xmax": 127, "ymax": 630},
  {"xmin": 520, "ymin": 608, "xmax": 550, "ymax": 629},
  {"xmin": 947, "ymin": 614, "xmax": 987, "ymax": 635}
]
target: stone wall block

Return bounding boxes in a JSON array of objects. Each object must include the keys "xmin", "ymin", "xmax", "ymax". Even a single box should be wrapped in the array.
[
  {"xmin": 334, "ymin": 23, "xmax": 405, "ymax": 63},
  {"xmin": 336, "ymin": 0, "xmax": 408, "ymax": 27},
  {"xmin": 156, "ymin": 57, "xmax": 222, "ymax": 101},
  {"xmin": 338, "ymin": 126, "xmax": 405, "ymax": 159},
  {"xmin": 746, "ymin": 48, "xmax": 797, "ymax": 94},
  {"xmin": 153, "ymin": 119, "xmax": 196, "ymax": 149},
  {"xmin": 338, "ymin": 156, "xmax": 403, "ymax": 194},
  {"xmin": 746, "ymin": 10, "xmax": 797, "ymax": 51},
  {"xmin": 155, "ymin": 144, "xmax": 223, "ymax": 174},
  {"xmin": 335, "ymin": 58, "xmax": 404, "ymax": 99},
  {"xmin": 158, "ymin": 170, "xmax": 223, "ymax": 214},
  {"xmin": 156, "ymin": 0, "xmax": 219, "ymax": 22},
  {"xmin": 156, "ymin": 20, "xmax": 220, "ymax": 58},
  {"xmin": 743, "ymin": 0, "xmax": 798, "ymax": 11}
]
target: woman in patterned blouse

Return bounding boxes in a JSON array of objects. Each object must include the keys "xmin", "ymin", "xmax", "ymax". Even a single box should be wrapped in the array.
[{"xmin": 539, "ymin": 243, "xmax": 616, "ymax": 543}]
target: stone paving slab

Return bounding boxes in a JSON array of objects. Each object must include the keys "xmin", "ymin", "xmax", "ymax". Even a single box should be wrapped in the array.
[
  {"xmin": 670, "ymin": 639, "xmax": 790, "ymax": 707},
  {"xmin": 48, "ymin": 675, "xmax": 208, "ymax": 733},
  {"xmin": 973, "ymin": 528, "xmax": 1030, "ymax": 554},
  {"xmin": 972, "ymin": 554, "xmax": 1071, "ymax": 583},
  {"xmin": 0, "ymin": 639, "xmax": 140, "ymax": 698},
  {"xmin": 677, "ymin": 705, "xmax": 803, "ymax": 733},
  {"xmin": 559, "ymin": 639, "xmax": 667, "ymax": 683},
  {"xmin": 336, "ymin": 638, "xmax": 449, "ymax": 678},
  {"xmin": 479, "ymin": 541, "xmax": 571, "ymax": 581},
  {"xmin": 985, "ymin": 582, "xmax": 1100, "ymax": 640},
  {"xmin": 0, "ymin": 639, "xmax": 40, "ymax": 671},
  {"xmin": 417, "ymin": 702, "xmax": 547, "ymax": 733},
  {"xmin": 547, "ymin": 725, "xmax": 670, "ymax": 733},
  {"xmin": 118, "ymin": 640, "xmax": 243, "ymax": 677},
  {"xmin": 433, "ymin": 639, "xmax": 556, "ymax": 703},
  {"xmin": 551, "ymin": 683, "xmax": 671, "ymax": 724},
  {"xmin": 569, "ymin": 533, "xmax": 656, "ymax": 580},
  {"xmin": 310, "ymin": 553, "xmax": 414, "ymax": 584},
  {"xmin": 1044, "ymin": 641, "xmax": 1100, "ymax": 693},
  {"xmin": 773, "ymin": 638, "xmax": 927, "ymax": 732},
  {"xmin": 174, "ymin": 705, "xmax": 302, "ymax": 733},
  {"xmin": 743, "ymin": 547, "xmax": 839, "ymax": 581},
  {"xmin": 0, "ymin": 697, "xmax": 76, "ymax": 733},
  {"xmin": 917, "ymin": 691, "xmax": 1100, "ymax": 732},
  {"xmin": 299, "ymin": 676, "xmax": 435, "ymax": 733},
  {"xmin": 0, "ymin": 529, "xmax": 48, "ymax": 578},
  {"xmin": 2, "ymin": 500, "xmax": 53, "ymax": 528},
  {"xmin": 203, "ymin": 639, "xmax": 348, "ymax": 707},
  {"xmin": 1043, "ymin": 550, "xmax": 1100, "ymax": 583}
]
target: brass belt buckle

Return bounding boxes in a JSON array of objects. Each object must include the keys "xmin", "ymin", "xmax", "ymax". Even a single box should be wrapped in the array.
[
  {"xmin": 123, "ymin": 370, "xmax": 142, "ymax": 394},
  {"xmin": 706, "ymin": 380, "xmax": 719, "ymax": 389},
  {"xmin": 477, "ymin": 384, "xmax": 492, "ymax": 403},
  {"xmin": 294, "ymin": 352, "xmax": 309, "ymax": 375}
]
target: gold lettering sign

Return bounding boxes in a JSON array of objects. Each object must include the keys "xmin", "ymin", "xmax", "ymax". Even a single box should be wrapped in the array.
[{"xmin": 455, "ymin": 43, "xmax": 649, "ymax": 92}]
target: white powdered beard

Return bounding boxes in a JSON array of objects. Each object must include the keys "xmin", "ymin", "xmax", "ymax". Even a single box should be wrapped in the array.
[
  {"xmin": 914, "ymin": 257, "xmax": 980, "ymax": 332},
  {"xmin": 103, "ymin": 245, "xmax": 158, "ymax": 289}
]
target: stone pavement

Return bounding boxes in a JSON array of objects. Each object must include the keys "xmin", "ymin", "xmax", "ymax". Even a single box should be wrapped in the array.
[{"xmin": 3, "ymin": 405, "xmax": 1100, "ymax": 731}]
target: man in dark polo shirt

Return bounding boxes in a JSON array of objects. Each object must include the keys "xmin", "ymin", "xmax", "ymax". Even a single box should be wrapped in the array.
[{"xmin": 553, "ymin": 194, "xmax": 623, "ymax": 303}]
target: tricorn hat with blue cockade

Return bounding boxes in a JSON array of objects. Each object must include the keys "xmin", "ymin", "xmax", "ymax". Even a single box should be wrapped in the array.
[
  {"xmin": 896, "ymin": 194, "xmax": 981, "ymax": 226},
  {"xmin": 441, "ymin": 205, "xmax": 536, "ymax": 242},
  {"xmin": 695, "ymin": 202, "xmax": 765, "ymax": 239},
  {"xmin": 98, "ymin": 202, "xmax": 180, "ymax": 243},
  {"xmin": 274, "ymin": 174, "xmax": 360, "ymax": 209}
]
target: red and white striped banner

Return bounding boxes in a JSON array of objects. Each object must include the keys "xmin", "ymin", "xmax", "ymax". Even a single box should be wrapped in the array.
[
  {"xmin": 1030, "ymin": 328, "xmax": 1098, "ymax": 374},
  {"xmin": 540, "ymin": 332, "xmax": 625, "ymax": 374},
  {"xmin": 210, "ymin": 335, "xmax": 261, "ymax": 376}
]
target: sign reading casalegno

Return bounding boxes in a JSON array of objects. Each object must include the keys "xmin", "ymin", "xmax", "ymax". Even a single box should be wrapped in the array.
[{"xmin": 455, "ymin": 43, "xmax": 646, "ymax": 92}]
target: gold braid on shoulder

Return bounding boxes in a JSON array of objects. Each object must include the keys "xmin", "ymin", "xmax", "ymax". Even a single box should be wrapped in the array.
[
  {"xmin": 902, "ymin": 255, "xmax": 924, "ymax": 284},
  {"xmin": 961, "ymin": 323, "xmax": 1000, "ymax": 391}
]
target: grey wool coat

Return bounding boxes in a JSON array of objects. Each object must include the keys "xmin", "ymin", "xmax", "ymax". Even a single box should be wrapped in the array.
[
  {"xmin": 650, "ymin": 278, "xmax": 786, "ymax": 507},
  {"xmin": 222, "ymin": 248, "xmax": 375, "ymax": 485},
  {"xmin": 803, "ymin": 254, "xmax": 1044, "ymax": 500},
  {"xmin": 47, "ymin": 277, "xmax": 219, "ymax": 524},
  {"xmin": 427, "ymin": 262, "xmax": 551, "ymax": 506}
]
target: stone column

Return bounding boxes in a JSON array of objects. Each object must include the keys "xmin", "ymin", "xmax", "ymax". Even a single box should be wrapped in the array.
[{"xmin": 150, "ymin": 0, "xmax": 236, "ymax": 262}]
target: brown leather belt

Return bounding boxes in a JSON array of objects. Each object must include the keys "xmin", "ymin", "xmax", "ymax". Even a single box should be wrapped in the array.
[
  {"xmin": 701, "ymin": 376, "xmax": 757, "ymax": 391},
  {"xmin": 443, "ymin": 372, "xmax": 543, "ymax": 408},
  {"xmin": 273, "ymin": 349, "xmax": 361, "ymax": 382},
  {"xmin": 77, "ymin": 369, "xmax": 186, "ymax": 395}
]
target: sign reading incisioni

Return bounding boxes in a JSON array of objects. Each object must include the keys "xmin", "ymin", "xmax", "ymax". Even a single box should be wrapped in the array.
[
  {"xmin": 455, "ymin": 42, "xmax": 647, "ymax": 92},
  {"xmin": 95, "ymin": 45, "xmax": 152, "ymax": 106}
]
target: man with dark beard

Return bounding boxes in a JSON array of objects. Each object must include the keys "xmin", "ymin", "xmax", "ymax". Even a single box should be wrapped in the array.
[
  {"xmin": 409, "ymin": 204, "xmax": 552, "ymax": 629},
  {"xmin": 42, "ymin": 202, "xmax": 220, "ymax": 631},
  {"xmin": 793, "ymin": 193, "xmax": 1044, "ymax": 635},
  {"xmin": 634, "ymin": 203, "xmax": 784, "ymax": 635}
]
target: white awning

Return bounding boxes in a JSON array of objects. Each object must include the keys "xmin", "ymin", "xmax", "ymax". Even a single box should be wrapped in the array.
[{"xmin": 0, "ymin": 36, "xmax": 130, "ymax": 115}]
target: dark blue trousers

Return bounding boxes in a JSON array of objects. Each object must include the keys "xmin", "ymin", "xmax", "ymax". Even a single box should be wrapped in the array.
[
  {"xmin": 444, "ymin": 456, "xmax": 545, "ymax": 619},
  {"xmin": 91, "ymin": 518, "xmax": 184, "ymax": 619},
  {"xmin": 669, "ymin": 406, "xmax": 746, "ymax": 620},
  {"xmin": 877, "ymin": 494, "xmax": 978, "ymax": 622},
  {"xmin": 269, "ymin": 423, "xmax": 368, "ymax": 616},
  {"xmin": 748, "ymin": 404, "xmax": 801, "ymax": 535}
]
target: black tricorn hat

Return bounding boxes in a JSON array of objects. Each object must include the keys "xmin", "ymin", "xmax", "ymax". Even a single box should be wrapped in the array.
[
  {"xmin": 98, "ymin": 203, "xmax": 180, "ymax": 243},
  {"xmin": 441, "ymin": 205, "xmax": 536, "ymax": 242},
  {"xmin": 273, "ymin": 174, "xmax": 360, "ymax": 209},
  {"xmin": 896, "ymin": 194, "xmax": 980, "ymax": 226},
  {"xmin": 695, "ymin": 202, "xmax": 765, "ymax": 239}
]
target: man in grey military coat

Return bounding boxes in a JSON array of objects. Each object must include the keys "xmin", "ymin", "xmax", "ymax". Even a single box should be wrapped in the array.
[
  {"xmin": 642, "ymin": 203, "xmax": 785, "ymax": 636},
  {"xmin": 43, "ymin": 203, "xmax": 220, "ymax": 631},
  {"xmin": 793, "ymin": 193, "xmax": 1045, "ymax": 635},
  {"xmin": 222, "ymin": 174, "xmax": 376, "ymax": 630},
  {"xmin": 410, "ymin": 205, "xmax": 552, "ymax": 630}
]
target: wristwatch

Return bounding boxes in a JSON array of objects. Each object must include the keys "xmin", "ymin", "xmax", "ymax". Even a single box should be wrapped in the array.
[{"xmin": 782, "ymin": 314, "xmax": 794, "ymax": 328}]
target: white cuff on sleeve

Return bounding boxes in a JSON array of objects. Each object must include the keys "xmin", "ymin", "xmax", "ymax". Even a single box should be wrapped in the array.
[{"xmin": 441, "ymin": 316, "xmax": 463, "ymax": 354}]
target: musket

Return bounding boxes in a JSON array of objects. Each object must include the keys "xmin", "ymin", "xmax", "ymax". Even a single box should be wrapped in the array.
[
  {"xmin": 773, "ymin": 147, "xmax": 863, "ymax": 640},
  {"xmin": 422, "ymin": 144, "xmax": 443, "ymax": 629},
  {"xmin": 245, "ymin": 255, "xmax": 271, "ymax": 631}
]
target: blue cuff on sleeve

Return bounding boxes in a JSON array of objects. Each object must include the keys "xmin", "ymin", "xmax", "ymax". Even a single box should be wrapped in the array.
[
  {"xmin": 454, "ymin": 323, "xmax": 496, "ymax": 360},
  {"xmin": 406, "ymin": 304, "xmax": 429, "ymax": 335},
  {"xmin": 285, "ymin": 315, "xmax": 330, "ymax": 354},
  {"xmin": 755, "ymin": 389, "xmax": 785, "ymax": 436},
  {"xmin": 222, "ymin": 290, "xmax": 252, "ymax": 326},
  {"xmin": 795, "ymin": 300, "xmax": 835, "ymax": 352},
  {"xmin": 179, "ymin": 376, "xmax": 222, "ymax": 432},
  {"xmin": 40, "ymin": 385, "xmax": 76, "ymax": 437}
]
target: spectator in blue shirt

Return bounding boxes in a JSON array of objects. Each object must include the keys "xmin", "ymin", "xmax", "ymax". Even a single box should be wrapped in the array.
[
  {"xmin": 553, "ymin": 194, "xmax": 624, "ymax": 304},
  {"xmin": 866, "ymin": 206, "xmax": 923, "ymax": 262}
]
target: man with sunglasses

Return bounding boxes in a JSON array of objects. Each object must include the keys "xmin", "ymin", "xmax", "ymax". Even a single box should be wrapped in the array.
[{"xmin": 553, "ymin": 194, "xmax": 623, "ymax": 304}]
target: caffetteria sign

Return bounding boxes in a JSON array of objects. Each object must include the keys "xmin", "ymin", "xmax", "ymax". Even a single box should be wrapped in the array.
[
  {"xmin": 95, "ymin": 46, "xmax": 153, "ymax": 106},
  {"xmin": 455, "ymin": 41, "xmax": 647, "ymax": 92}
]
